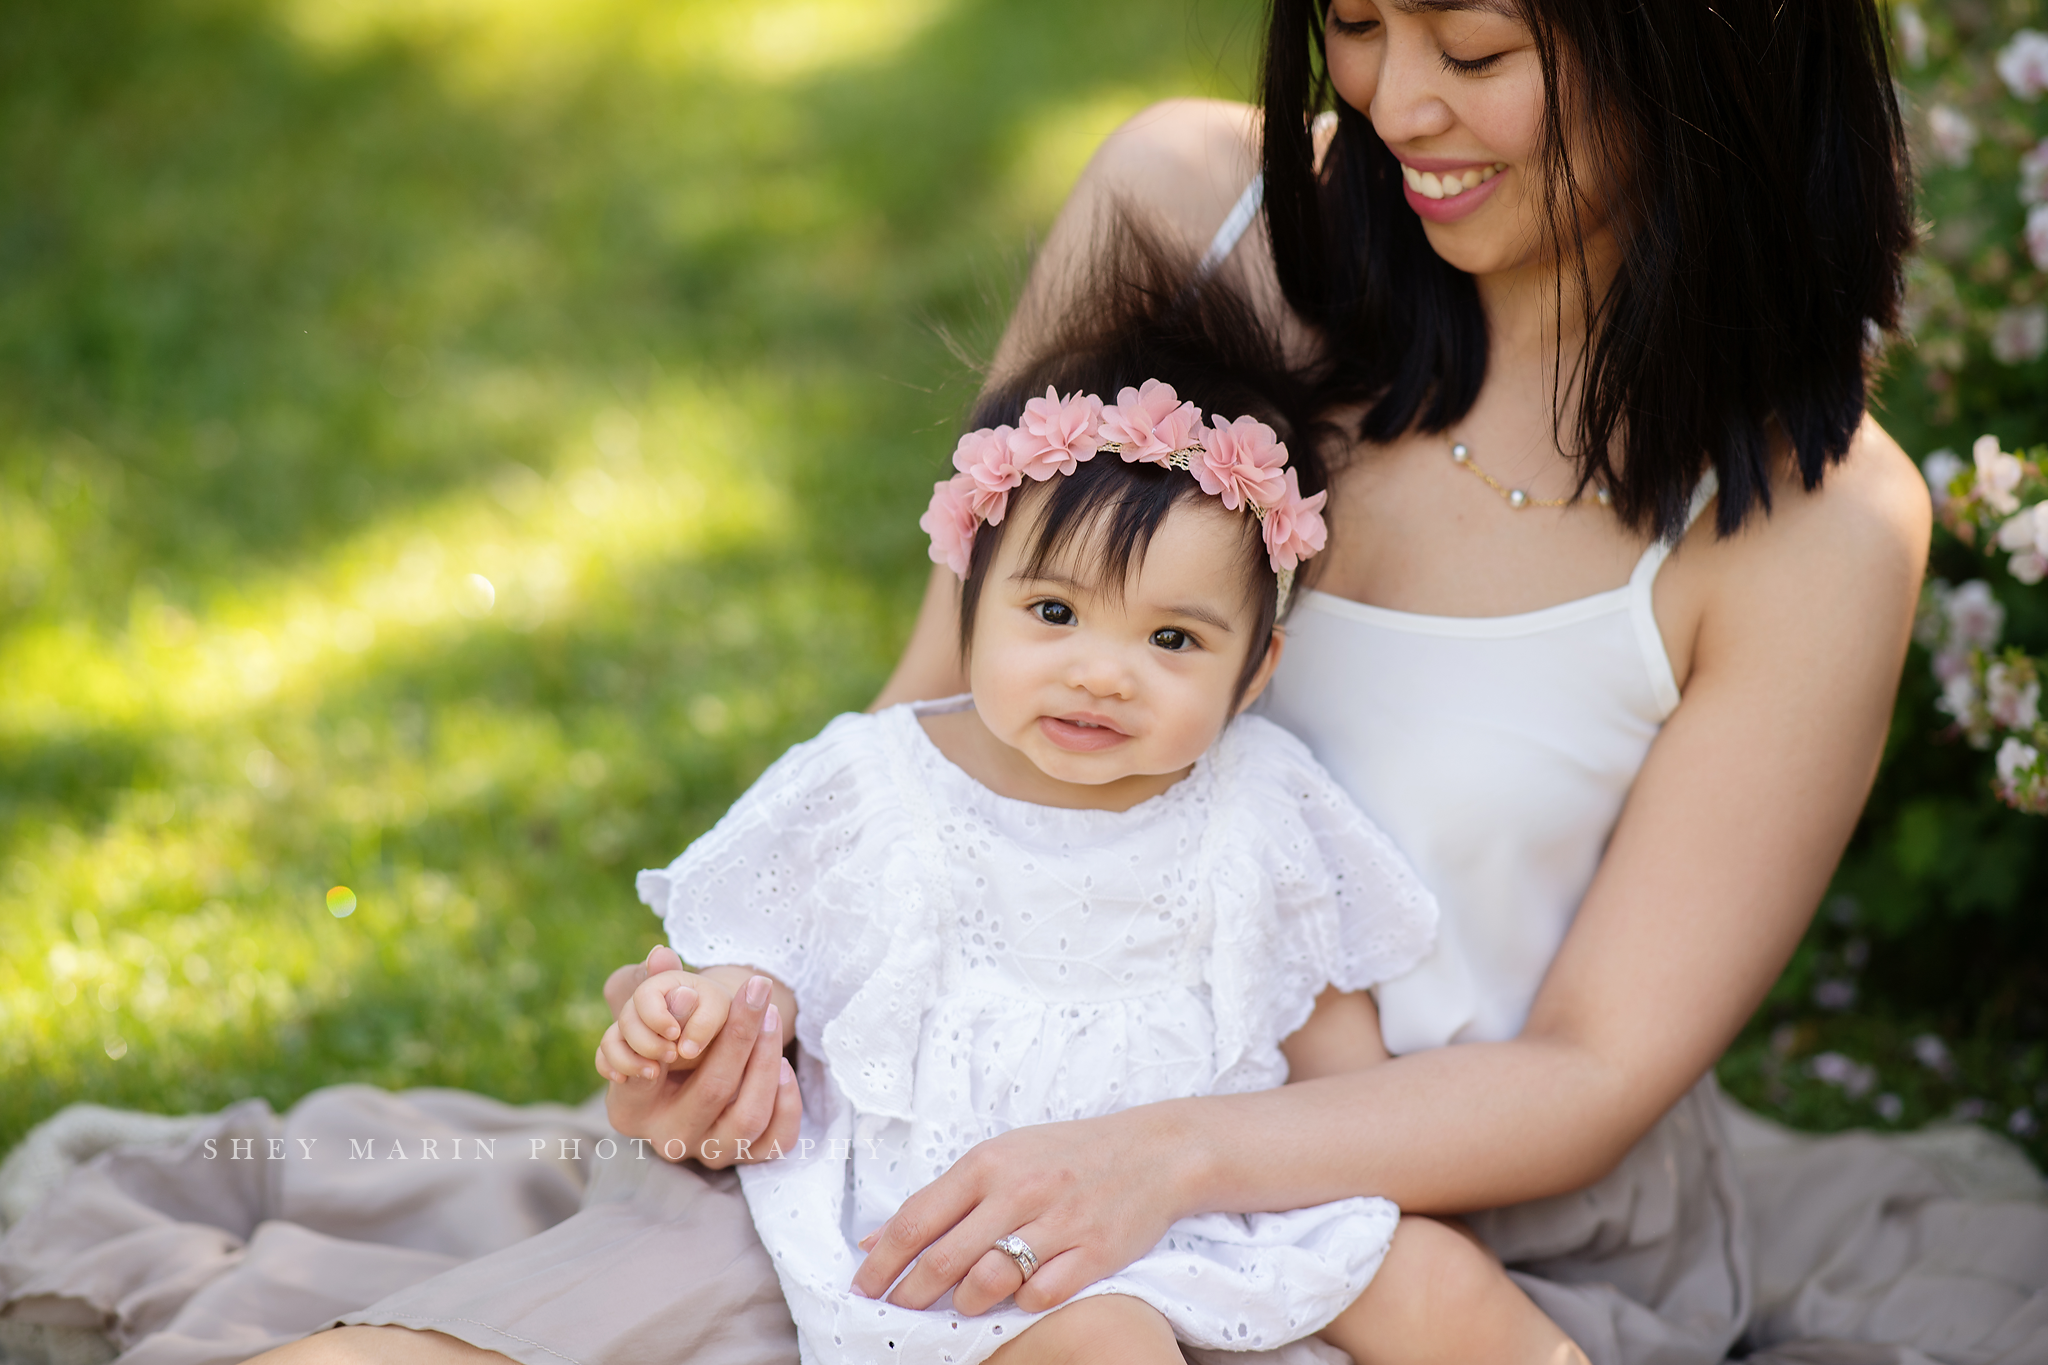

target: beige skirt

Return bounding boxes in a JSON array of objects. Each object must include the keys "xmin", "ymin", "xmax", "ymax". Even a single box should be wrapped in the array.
[{"xmin": 1, "ymin": 1077, "xmax": 2042, "ymax": 1365}]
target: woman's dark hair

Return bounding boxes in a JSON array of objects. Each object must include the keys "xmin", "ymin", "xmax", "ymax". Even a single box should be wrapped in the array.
[
  {"xmin": 955, "ymin": 221, "xmax": 1330, "ymax": 705},
  {"xmin": 1261, "ymin": 0, "xmax": 1914, "ymax": 539}
]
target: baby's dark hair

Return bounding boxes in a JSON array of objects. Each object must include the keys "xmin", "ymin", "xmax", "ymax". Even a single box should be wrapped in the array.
[{"xmin": 954, "ymin": 217, "xmax": 1332, "ymax": 706}]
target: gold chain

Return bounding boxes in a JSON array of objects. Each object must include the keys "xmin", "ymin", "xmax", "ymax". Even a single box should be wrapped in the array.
[{"xmin": 1450, "ymin": 440, "xmax": 1611, "ymax": 511}]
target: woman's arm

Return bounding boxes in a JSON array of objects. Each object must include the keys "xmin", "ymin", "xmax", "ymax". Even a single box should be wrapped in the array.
[{"xmin": 852, "ymin": 420, "xmax": 1932, "ymax": 1314}]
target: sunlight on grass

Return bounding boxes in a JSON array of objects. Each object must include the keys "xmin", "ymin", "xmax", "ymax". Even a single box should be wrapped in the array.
[
  {"xmin": 0, "ymin": 381, "xmax": 781, "ymax": 740},
  {"xmin": 277, "ymin": 0, "xmax": 960, "ymax": 94},
  {"xmin": 1007, "ymin": 89, "xmax": 1161, "ymax": 220},
  {"xmin": 0, "ymin": 0, "xmax": 1270, "ymax": 1149},
  {"xmin": 695, "ymin": 0, "xmax": 958, "ymax": 84}
]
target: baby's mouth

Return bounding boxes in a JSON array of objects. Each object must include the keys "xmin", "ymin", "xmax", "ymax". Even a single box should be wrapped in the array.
[
  {"xmin": 1039, "ymin": 714, "xmax": 1130, "ymax": 752},
  {"xmin": 1401, "ymin": 162, "xmax": 1506, "ymax": 201}
]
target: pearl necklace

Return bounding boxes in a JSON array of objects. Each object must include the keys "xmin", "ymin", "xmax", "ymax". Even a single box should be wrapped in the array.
[{"xmin": 1450, "ymin": 439, "xmax": 1611, "ymax": 510}]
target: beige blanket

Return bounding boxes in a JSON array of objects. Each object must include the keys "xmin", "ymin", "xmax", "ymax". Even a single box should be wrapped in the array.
[{"xmin": 1, "ymin": 1079, "xmax": 2042, "ymax": 1365}]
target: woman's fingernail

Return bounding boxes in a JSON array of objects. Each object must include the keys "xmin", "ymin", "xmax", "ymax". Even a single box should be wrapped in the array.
[
  {"xmin": 746, "ymin": 975, "xmax": 772, "ymax": 1007},
  {"xmin": 858, "ymin": 1231, "xmax": 878, "ymax": 1251},
  {"xmin": 780, "ymin": 1057, "xmax": 795, "ymax": 1085},
  {"xmin": 764, "ymin": 1003, "xmax": 781, "ymax": 1035}
]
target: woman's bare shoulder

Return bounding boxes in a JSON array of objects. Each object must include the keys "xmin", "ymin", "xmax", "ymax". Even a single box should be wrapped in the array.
[
  {"xmin": 1660, "ymin": 417, "xmax": 1928, "ymax": 686},
  {"xmin": 991, "ymin": 99, "xmax": 1268, "ymax": 376},
  {"xmin": 1743, "ymin": 417, "xmax": 1930, "ymax": 594},
  {"xmin": 1076, "ymin": 98, "xmax": 1262, "ymax": 246}
]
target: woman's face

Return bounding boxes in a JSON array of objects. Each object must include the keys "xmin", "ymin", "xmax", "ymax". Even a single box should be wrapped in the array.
[{"xmin": 1324, "ymin": 0, "xmax": 1598, "ymax": 281}]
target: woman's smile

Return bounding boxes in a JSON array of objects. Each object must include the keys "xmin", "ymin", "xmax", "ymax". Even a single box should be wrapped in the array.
[{"xmin": 1397, "ymin": 156, "xmax": 1508, "ymax": 222}]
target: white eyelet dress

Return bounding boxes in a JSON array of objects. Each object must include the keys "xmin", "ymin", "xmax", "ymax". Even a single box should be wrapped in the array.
[{"xmin": 636, "ymin": 700, "xmax": 1438, "ymax": 1364}]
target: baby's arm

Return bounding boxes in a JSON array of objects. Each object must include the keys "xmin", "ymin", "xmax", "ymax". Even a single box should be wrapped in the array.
[
  {"xmin": 1279, "ymin": 985, "xmax": 1391, "ymax": 1083},
  {"xmin": 597, "ymin": 944, "xmax": 799, "ymax": 1083}
]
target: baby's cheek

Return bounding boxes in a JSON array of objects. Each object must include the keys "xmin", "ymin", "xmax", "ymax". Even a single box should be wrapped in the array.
[{"xmin": 1151, "ymin": 677, "xmax": 1233, "ymax": 771}]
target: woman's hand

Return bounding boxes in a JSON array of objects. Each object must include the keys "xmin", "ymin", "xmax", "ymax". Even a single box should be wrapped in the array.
[
  {"xmin": 600, "ymin": 947, "xmax": 801, "ymax": 1169},
  {"xmin": 850, "ymin": 1105, "xmax": 1197, "ymax": 1315}
]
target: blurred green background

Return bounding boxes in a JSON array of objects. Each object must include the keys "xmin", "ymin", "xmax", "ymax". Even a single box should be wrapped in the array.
[
  {"xmin": 0, "ymin": 0, "xmax": 2040, "ymax": 1165},
  {"xmin": 0, "ymin": 0, "xmax": 1271, "ymax": 1148}
]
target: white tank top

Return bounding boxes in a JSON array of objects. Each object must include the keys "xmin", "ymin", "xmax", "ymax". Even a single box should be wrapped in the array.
[
  {"xmin": 1201, "ymin": 177, "xmax": 1720, "ymax": 1052},
  {"xmin": 1259, "ymin": 483, "xmax": 1712, "ymax": 1054}
]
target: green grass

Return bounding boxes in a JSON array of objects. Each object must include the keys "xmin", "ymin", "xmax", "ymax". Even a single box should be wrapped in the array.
[
  {"xmin": 0, "ymin": 0, "xmax": 2039, "ymax": 1173},
  {"xmin": 0, "ymin": 0, "xmax": 1272, "ymax": 1151}
]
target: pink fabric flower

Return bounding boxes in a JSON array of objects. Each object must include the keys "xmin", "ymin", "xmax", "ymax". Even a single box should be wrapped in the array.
[
  {"xmin": 952, "ymin": 424, "xmax": 1021, "ymax": 523},
  {"xmin": 1099, "ymin": 379, "xmax": 1204, "ymax": 464},
  {"xmin": 920, "ymin": 475, "xmax": 981, "ymax": 577},
  {"xmin": 1261, "ymin": 467, "xmax": 1329, "ymax": 572},
  {"xmin": 1008, "ymin": 387, "xmax": 1103, "ymax": 480},
  {"xmin": 1194, "ymin": 415, "xmax": 1290, "ymax": 511}
]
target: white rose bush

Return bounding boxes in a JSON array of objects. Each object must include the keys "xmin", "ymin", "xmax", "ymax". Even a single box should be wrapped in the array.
[
  {"xmin": 1717, "ymin": 6, "xmax": 2047, "ymax": 1167},
  {"xmin": 1919, "ymin": 436, "xmax": 2048, "ymax": 814}
]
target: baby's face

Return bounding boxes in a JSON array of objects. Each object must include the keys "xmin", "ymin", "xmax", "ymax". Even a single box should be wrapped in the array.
[{"xmin": 970, "ymin": 499, "xmax": 1276, "ymax": 798}]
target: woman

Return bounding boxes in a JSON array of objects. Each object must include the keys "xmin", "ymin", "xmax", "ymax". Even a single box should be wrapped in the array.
[{"xmin": 51, "ymin": 0, "xmax": 2041, "ymax": 1362}]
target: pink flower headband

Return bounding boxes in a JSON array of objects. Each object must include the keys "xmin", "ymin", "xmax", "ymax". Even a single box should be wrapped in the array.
[{"xmin": 919, "ymin": 378, "xmax": 1328, "ymax": 605}]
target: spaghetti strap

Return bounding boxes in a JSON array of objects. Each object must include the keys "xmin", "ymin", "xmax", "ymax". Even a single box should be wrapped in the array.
[
  {"xmin": 1626, "ymin": 469, "xmax": 1719, "ymax": 717},
  {"xmin": 1196, "ymin": 173, "xmax": 1264, "ymax": 278}
]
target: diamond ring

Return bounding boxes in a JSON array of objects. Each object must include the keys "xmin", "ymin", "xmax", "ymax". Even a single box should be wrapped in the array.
[{"xmin": 992, "ymin": 1233, "xmax": 1039, "ymax": 1282}]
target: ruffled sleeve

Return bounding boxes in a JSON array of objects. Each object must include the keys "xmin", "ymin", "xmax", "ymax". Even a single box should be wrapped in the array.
[
  {"xmin": 1202, "ymin": 715, "xmax": 1438, "ymax": 1092},
  {"xmin": 635, "ymin": 712, "xmax": 903, "ymax": 1061}
]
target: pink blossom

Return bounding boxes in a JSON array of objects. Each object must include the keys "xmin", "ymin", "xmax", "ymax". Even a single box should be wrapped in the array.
[
  {"xmin": 920, "ymin": 475, "xmax": 981, "ymax": 577},
  {"xmin": 2027, "ymin": 204, "xmax": 2048, "ymax": 272},
  {"xmin": 1099, "ymin": 379, "xmax": 1204, "ymax": 464},
  {"xmin": 1922, "ymin": 449, "xmax": 1964, "ymax": 510},
  {"xmin": 1944, "ymin": 578, "xmax": 2006, "ymax": 651},
  {"xmin": 1991, "ymin": 305, "xmax": 2048, "ymax": 365},
  {"xmin": 1008, "ymin": 387, "xmax": 1103, "ymax": 481},
  {"xmin": 1933, "ymin": 646, "xmax": 1972, "ymax": 685},
  {"xmin": 1194, "ymin": 415, "xmax": 1290, "ymax": 511},
  {"xmin": 1911, "ymin": 1033, "xmax": 1954, "ymax": 1075},
  {"xmin": 1997, "ymin": 737, "xmax": 2044, "ymax": 803},
  {"xmin": 1985, "ymin": 661, "xmax": 2041, "ymax": 731},
  {"xmin": 1896, "ymin": 4, "xmax": 1929, "ymax": 69},
  {"xmin": 2022, "ymin": 140, "xmax": 2048, "ymax": 205},
  {"xmin": 1261, "ymin": 467, "xmax": 1330, "ymax": 572},
  {"xmin": 1995, "ymin": 504, "xmax": 2048, "ymax": 557},
  {"xmin": 1974, "ymin": 435, "xmax": 2024, "ymax": 516},
  {"xmin": 2012, "ymin": 551, "xmax": 2048, "ymax": 585},
  {"xmin": 1996, "ymin": 29, "xmax": 2048, "ymax": 100},
  {"xmin": 1928, "ymin": 104, "xmax": 1978, "ymax": 168},
  {"xmin": 1997, "ymin": 736, "xmax": 2041, "ymax": 788},
  {"xmin": 1808, "ymin": 1051, "xmax": 1876, "ymax": 1098},
  {"xmin": 1938, "ymin": 670, "xmax": 1979, "ymax": 727}
]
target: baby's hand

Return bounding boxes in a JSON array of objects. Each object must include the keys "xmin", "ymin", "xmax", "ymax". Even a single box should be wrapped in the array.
[{"xmin": 595, "ymin": 946, "xmax": 736, "ymax": 1083}]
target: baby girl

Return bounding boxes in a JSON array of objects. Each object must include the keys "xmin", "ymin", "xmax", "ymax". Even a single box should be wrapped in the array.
[{"xmin": 600, "ymin": 261, "xmax": 1440, "ymax": 1363}]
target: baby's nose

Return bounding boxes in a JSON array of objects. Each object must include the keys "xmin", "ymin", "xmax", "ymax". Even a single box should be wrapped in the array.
[{"xmin": 1068, "ymin": 653, "xmax": 1135, "ymax": 698}]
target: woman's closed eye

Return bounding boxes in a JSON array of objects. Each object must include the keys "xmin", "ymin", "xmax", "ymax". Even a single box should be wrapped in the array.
[
  {"xmin": 1032, "ymin": 600, "xmax": 1076, "ymax": 627},
  {"xmin": 1439, "ymin": 48, "xmax": 1506, "ymax": 75}
]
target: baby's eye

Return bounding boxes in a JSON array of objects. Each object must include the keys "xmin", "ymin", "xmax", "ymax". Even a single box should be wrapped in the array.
[
  {"xmin": 1033, "ymin": 601, "xmax": 1075, "ymax": 626},
  {"xmin": 1150, "ymin": 627, "xmax": 1193, "ymax": 652}
]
